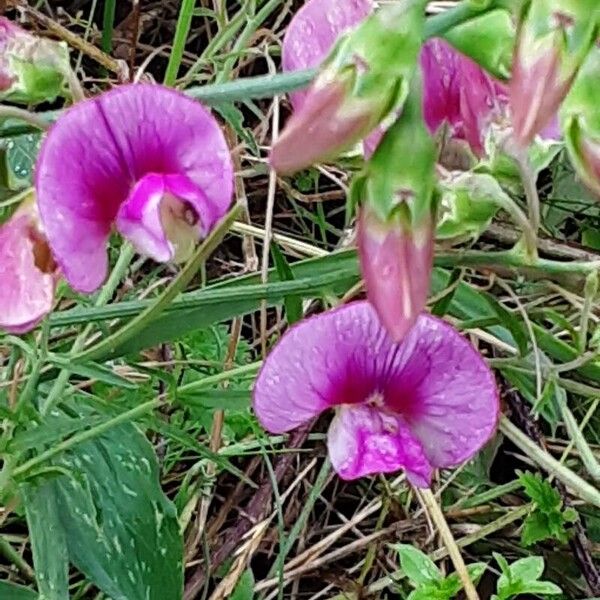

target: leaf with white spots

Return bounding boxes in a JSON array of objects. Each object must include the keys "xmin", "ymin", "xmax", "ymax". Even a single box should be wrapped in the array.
[
  {"xmin": 5, "ymin": 133, "xmax": 42, "ymax": 189},
  {"xmin": 22, "ymin": 480, "xmax": 70, "ymax": 600},
  {"xmin": 22, "ymin": 423, "xmax": 183, "ymax": 600}
]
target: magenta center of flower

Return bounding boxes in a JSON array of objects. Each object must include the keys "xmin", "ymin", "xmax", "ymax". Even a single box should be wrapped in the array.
[{"xmin": 115, "ymin": 172, "xmax": 214, "ymax": 264}]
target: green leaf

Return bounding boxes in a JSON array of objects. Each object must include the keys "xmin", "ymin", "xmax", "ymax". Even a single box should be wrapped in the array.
[
  {"xmin": 482, "ymin": 294, "xmax": 528, "ymax": 356},
  {"xmin": 270, "ymin": 243, "xmax": 302, "ymax": 324},
  {"xmin": 48, "ymin": 354, "xmax": 139, "ymax": 389},
  {"xmin": 230, "ymin": 569, "xmax": 255, "ymax": 600},
  {"xmin": 23, "ymin": 423, "xmax": 183, "ymax": 600},
  {"xmin": 522, "ymin": 511, "xmax": 556, "ymax": 546},
  {"xmin": 395, "ymin": 544, "xmax": 441, "ymax": 585},
  {"xmin": 509, "ymin": 556, "xmax": 545, "ymax": 582},
  {"xmin": 523, "ymin": 580, "xmax": 563, "ymax": 595},
  {"xmin": 519, "ymin": 472, "xmax": 561, "ymax": 512},
  {"xmin": 5, "ymin": 133, "xmax": 42, "ymax": 188},
  {"xmin": 520, "ymin": 472, "xmax": 573, "ymax": 545},
  {"xmin": 22, "ymin": 480, "xmax": 70, "ymax": 600},
  {"xmin": 442, "ymin": 562, "xmax": 487, "ymax": 597},
  {"xmin": 0, "ymin": 581, "xmax": 38, "ymax": 600}
]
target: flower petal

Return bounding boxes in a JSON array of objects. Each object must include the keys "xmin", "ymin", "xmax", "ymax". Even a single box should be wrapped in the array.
[
  {"xmin": 0, "ymin": 213, "xmax": 55, "ymax": 333},
  {"xmin": 35, "ymin": 98, "xmax": 127, "ymax": 292},
  {"xmin": 394, "ymin": 315, "xmax": 500, "ymax": 469},
  {"xmin": 253, "ymin": 301, "xmax": 402, "ymax": 433},
  {"xmin": 327, "ymin": 404, "xmax": 433, "ymax": 486},
  {"xmin": 115, "ymin": 173, "xmax": 174, "ymax": 262},
  {"xmin": 282, "ymin": 0, "xmax": 372, "ymax": 110},
  {"xmin": 36, "ymin": 84, "xmax": 233, "ymax": 293},
  {"xmin": 115, "ymin": 173, "xmax": 219, "ymax": 263},
  {"xmin": 358, "ymin": 207, "xmax": 434, "ymax": 342}
]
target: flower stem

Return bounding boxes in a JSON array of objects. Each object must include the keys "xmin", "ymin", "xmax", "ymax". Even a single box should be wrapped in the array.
[
  {"xmin": 420, "ymin": 488, "xmax": 480, "ymax": 600},
  {"xmin": 499, "ymin": 416, "xmax": 600, "ymax": 508},
  {"xmin": 73, "ymin": 202, "xmax": 242, "ymax": 363},
  {"xmin": 516, "ymin": 155, "xmax": 540, "ymax": 260}
]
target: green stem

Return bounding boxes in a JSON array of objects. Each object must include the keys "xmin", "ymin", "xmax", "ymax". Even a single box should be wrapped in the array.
[
  {"xmin": 178, "ymin": 361, "xmax": 261, "ymax": 393},
  {"xmin": 73, "ymin": 203, "xmax": 242, "ymax": 363},
  {"xmin": 435, "ymin": 250, "xmax": 600, "ymax": 276},
  {"xmin": 499, "ymin": 416, "xmax": 600, "ymax": 508},
  {"xmin": 101, "ymin": 0, "xmax": 117, "ymax": 54},
  {"xmin": 216, "ymin": 0, "xmax": 283, "ymax": 83},
  {"xmin": 164, "ymin": 0, "xmax": 198, "ymax": 86},
  {"xmin": 559, "ymin": 398, "xmax": 600, "ymax": 482},
  {"xmin": 40, "ymin": 244, "xmax": 135, "ymax": 416},
  {"xmin": 12, "ymin": 399, "xmax": 160, "ymax": 481},
  {"xmin": 0, "ymin": 106, "xmax": 49, "ymax": 131}
]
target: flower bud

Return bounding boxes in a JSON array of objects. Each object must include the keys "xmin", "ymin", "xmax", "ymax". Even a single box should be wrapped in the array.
[
  {"xmin": 358, "ymin": 205, "xmax": 433, "ymax": 342},
  {"xmin": 0, "ymin": 17, "xmax": 70, "ymax": 105},
  {"xmin": 270, "ymin": 0, "xmax": 427, "ymax": 175},
  {"xmin": 561, "ymin": 46, "xmax": 600, "ymax": 196},
  {"xmin": 353, "ymin": 75, "xmax": 436, "ymax": 340},
  {"xmin": 510, "ymin": 0, "xmax": 600, "ymax": 147}
]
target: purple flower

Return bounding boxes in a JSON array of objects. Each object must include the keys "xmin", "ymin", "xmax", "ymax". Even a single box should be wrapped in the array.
[
  {"xmin": 253, "ymin": 301, "xmax": 499, "ymax": 486},
  {"xmin": 0, "ymin": 200, "xmax": 58, "ymax": 334},
  {"xmin": 35, "ymin": 84, "xmax": 233, "ymax": 293}
]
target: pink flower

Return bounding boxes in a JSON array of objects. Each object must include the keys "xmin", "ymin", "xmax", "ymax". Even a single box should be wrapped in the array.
[
  {"xmin": 0, "ymin": 200, "xmax": 58, "ymax": 334},
  {"xmin": 272, "ymin": 0, "xmax": 374, "ymax": 172},
  {"xmin": 271, "ymin": 0, "xmax": 425, "ymax": 174},
  {"xmin": 253, "ymin": 301, "xmax": 499, "ymax": 486},
  {"xmin": 35, "ymin": 84, "xmax": 233, "ymax": 293},
  {"xmin": 0, "ymin": 17, "xmax": 20, "ymax": 91}
]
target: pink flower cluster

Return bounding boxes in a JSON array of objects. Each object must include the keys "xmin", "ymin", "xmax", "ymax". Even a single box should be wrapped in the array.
[{"xmin": 0, "ymin": 9, "xmax": 503, "ymax": 487}]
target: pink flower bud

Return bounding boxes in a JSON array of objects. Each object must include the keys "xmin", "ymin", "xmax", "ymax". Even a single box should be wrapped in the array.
[
  {"xmin": 358, "ymin": 205, "xmax": 433, "ymax": 342},
  {"xmin": 270, "ymin": 76, "xmax": 373, "ymax": 174},
  {"xmin": 510, "ymin": 2, "xmax": 598, "ymax": 147}
]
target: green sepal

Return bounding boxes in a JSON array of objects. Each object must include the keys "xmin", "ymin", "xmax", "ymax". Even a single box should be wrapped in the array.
[
  {"xmin": 351, "ymin": 70, "xmax": 437, "ymax": 229},
  {"xmin": 444, "ymin": 9, "xmax": 515, "ymax": 80},
  {"xmin": 318, "ymin": 0, "xmax": 428, "ymax": 133}
]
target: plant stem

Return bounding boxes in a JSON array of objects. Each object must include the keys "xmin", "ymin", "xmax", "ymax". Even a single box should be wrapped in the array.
[
  {"xmin": 101, "ymin": 0, "xmax": 117, "ymax": 54},
  {"xmin": 164, "ymin": 0, "xmax": 197, "ymax": 86},
  {"xmin": 0, "ymin": 106, "xmax": 49, "ymax": 131},
  {"xmin": 420, "ymin": 488, "xmax": 480, "ymax": 600},
  {"xmin": 499, "ymin": 416, "xmax": 600, "ymax": 508},
  {"xmin": 73, "ymin": 203, "xmax": 242, "ymax": 363},
  {"xmin": 517, "ymin": 155, "xmax": 540, "ymax": 260},
  {"xmin": 12, "ymin": 399, "xmax": 160, "ymax": 481},
  {"xmin": 39, "ymin": 244, "xmax": 135, "ymax": 416}
]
